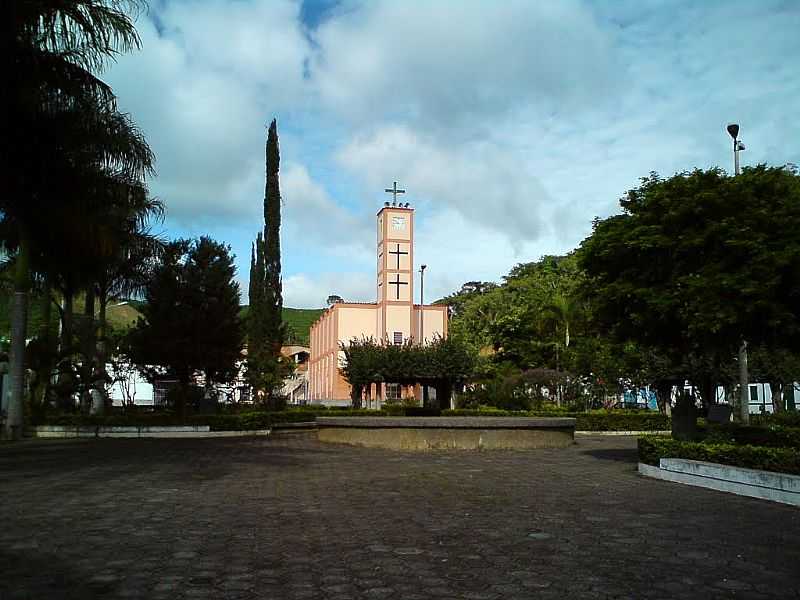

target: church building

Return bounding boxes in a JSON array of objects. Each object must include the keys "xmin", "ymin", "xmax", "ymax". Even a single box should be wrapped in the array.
[{"xmin": 308, "ymin": 199, "xmax": 448, "ymax": 404}]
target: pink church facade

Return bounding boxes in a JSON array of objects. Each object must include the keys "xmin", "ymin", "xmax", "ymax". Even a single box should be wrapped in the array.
[{"xmin": 308, "ymin": 204, "xmax": 448, "ymax": 404}]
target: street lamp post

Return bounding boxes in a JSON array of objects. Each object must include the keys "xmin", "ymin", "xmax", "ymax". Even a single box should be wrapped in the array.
[
  {"xmin": 419, "ymin": 264, "xmax": 427, "ymax": 342},
  {"xmin": 727, "ymin": 123, "xmax": 749, "ymax": 424},
  {"xmin": 419, "ymin": 264, "xmax": 427, "ymax": 406}
]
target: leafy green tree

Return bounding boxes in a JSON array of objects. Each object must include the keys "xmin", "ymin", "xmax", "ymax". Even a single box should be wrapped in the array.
[
  {"xmin": 126, "ymin": 238, "xmax": 244, "ymax": 417},
  {"xmin": 246, "ymin": 119, "xmax": 289, "ymax": 407},
  {"xmin": 3, "ymin": 0, "xmax": 149, "ymax": 438},
  {"xmin": 749, "ymin": 346, "xmax": 800, "ymax": 413},
  {"xmin": 578, "ymin": 166, "xmax": 800, "ymax": 407},
  {"xmin": 341, "ymin": 336, "xmax": 476, "ymax": 409}
]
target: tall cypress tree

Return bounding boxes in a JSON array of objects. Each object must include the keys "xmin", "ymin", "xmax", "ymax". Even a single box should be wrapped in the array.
[
  {"xmin": 246, "ymin": 119, "xmax": 289, "ymax": 406},
  {"xmin": 263, "ymin": 119, "xmax": 285, "ymax": 353}
]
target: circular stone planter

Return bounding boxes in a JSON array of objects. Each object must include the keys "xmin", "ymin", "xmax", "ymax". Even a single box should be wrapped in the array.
[{"xmin": 316, "ymin": 416, "xmax": 576, "ymax": 450}]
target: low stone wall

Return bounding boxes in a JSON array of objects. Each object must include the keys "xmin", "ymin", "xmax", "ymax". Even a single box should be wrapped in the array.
[
  {"xmin": 316, "ymin": 416, "xmax": 575, "ymax": 450},
  {"xmin": 639, "ymin": 459, "xmax": 800, "ymax": 506},
  {"xmin": 28, "ymin": 426, "xmax": 271, "ymax": 439}
]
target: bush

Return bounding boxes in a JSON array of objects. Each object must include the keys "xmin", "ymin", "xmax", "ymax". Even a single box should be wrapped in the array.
[
  {"xmin": 442, "ymin": 408, "xmax": 670, "ymax": 431},
  {"xmin": 574, "ymin": 411, "xmax": 669, "ymax": 432},
  {"xmin": 637, "ymin": 436, "xmax": 800, "ymax": 475},
  {"xmin": 750, "ymin": 411, "xmax": 800, "ymax": 428},
  {"xmin": 703, "ymin": 424, "xmax": 800, "ymax": 449}
]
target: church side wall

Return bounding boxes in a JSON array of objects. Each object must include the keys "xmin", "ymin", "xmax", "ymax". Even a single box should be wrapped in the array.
[
  {"xmin": 337, "ymin": 306, "xmax": 378, "ymax": 344},
  {"xmin": 309, "ymin": 304, "xmax": 380, "ymax": 402},
  {"xmin": 418, "ymin": 305, "xmax": 448, "ymax": 342},
  {"xmin": 385, "ymin": 304, "xmax": 412, "ymax": 343}
]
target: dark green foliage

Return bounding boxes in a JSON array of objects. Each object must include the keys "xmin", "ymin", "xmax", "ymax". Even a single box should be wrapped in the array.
[
  {"xmin": 246, "ymin": 119, "xmax": 289, "ymax": 404},
  {"xmin": 35, "ymin": 410, "xmax": 309, "ymax": 431},
  {"xmin": 125, "ymin": 238, "xmax": 244, "ymax": 415},
  {"xmin": 4, "ymin": 1, "xmax": 155, "ymax": 436},
  {"xmin": 703, "ymin": 424, "xmax": 800, "ymax": 449},
  {"xmin": 579, "ymin": 166, "xmax": 800, "ymax": 395},
  {"xmin": 442, "ymin": 409, "xmax": 671, "ymax": 431},
  {"xmin": 340, "ymin": 336, "xmax": 476, "ymax": 393},
  {"xmin": 751, "ymin": 411, "xmax": 800, "ymax": 428},
  {"xmin": 637, "ymin": 436, "xmax": 800, "ymax": 475}
]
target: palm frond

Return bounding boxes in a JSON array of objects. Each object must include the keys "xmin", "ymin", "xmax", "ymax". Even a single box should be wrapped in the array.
[{"xmin": 15, "ymin": 1, "xmax": 145, "ymax": 72}]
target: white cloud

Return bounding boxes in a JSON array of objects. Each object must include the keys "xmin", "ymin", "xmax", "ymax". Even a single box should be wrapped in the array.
[
  {"xmin": 105, "ymin": 1, "xmax": 310, "ymax": 223},
  {"xmin": 282, "ymin": 163, "xmax": 370, "ymax": 256},
  {"xmin": 102, "ymin": 0, "xmax": 800, "ymax": 308},
  {"xmin": 310, "ymin": 0, "xmax": 616, "ymax": 130},
  {"xmin": 284, "ymin": 271, "xmax": 375, "ymax": 308},
  {"xmin": 337, "ymin": 125, "xmax": 553, "ymax": 246}
]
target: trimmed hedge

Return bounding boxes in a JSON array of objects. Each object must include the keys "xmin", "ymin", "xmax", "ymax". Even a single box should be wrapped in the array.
[
  {"xmin": 37, "ymin": 411, "xmax": 314, "ymax": 431},
  {"xmin": 704, "ymin": 424, "xmax": 800, "ymax": 449},
  {"xmin": 750, "ymin": 411, "xmax": 800, "ymax": 429},
  {"xmin": 443, "ymin": 409, "xmax": 670, "ymax": 432},
  {"xmin": 36, "ymin": 408, "xmax": 671, "ymax": 432},
  {"xmin": 637, "ymin": 436, "xmax": 800, "ymax": 475}
]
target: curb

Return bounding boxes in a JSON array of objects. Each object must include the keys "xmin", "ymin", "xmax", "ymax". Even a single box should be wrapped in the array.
[
  {"xmin": 638, "ymin": 460, "xmax": 800, "ymax": 506},
  {"xmin": 576, "ymin": 430, "xmax": 671, "ymax": 436},
  {"xmin": 26, "ymin": 426, "xmax": 272, "ymax": 439}
]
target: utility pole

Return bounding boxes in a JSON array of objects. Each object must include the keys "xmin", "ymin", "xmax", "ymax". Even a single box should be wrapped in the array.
[{"xmin": 727, "ymin": 123, "xmax": 749, "ymax": 424}]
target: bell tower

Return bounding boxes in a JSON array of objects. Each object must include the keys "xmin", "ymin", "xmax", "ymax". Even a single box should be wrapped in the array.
[{"xmin": 376, "ymin": 193, "xmax": 414, "ymax": 343}]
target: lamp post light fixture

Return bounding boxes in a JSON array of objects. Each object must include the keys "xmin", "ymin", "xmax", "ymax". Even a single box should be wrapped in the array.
[
  {"xmin": 727, "ymin": 123, "xmax": 745, "ymax": 176},
  {"xmin": 728, "ymin": 123, "xmax": 749, "ymax": 424}
]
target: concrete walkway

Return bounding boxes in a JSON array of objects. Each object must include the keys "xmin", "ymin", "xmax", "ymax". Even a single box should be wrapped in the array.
[{"xmin": 1, "ymin": 435, "xmax": 798, "ymax": 599}]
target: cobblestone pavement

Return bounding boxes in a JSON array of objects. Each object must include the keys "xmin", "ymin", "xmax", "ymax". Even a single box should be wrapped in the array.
[{"xmin": 1, "ymin": 434, "xmax": 798, "ymax": 600}]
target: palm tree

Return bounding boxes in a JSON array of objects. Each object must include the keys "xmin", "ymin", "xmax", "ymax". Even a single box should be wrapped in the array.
[
  {"xmin": 2, "ymin": 1, "xmax": 148, "ymax": 438},
  {"xmin": 542, "ymin": 292, "xmax": 579, "ymax": 350},
  {"xmin": 541, "ymin": 292, "xmax": 581, "ymax": 406}
]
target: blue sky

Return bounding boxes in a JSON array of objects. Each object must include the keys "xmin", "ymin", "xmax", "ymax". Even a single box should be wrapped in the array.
[{"xmin": 105, "ymin": 0, "xmax": 800, "ymax": 307}]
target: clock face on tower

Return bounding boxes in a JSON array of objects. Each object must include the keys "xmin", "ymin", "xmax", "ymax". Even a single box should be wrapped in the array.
[{"xmin": 392, "ymin": 216, "xmax": 406, "ymax": 231}]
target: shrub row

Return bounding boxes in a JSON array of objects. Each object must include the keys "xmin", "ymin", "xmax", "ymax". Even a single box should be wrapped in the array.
[
  {"xmin": 442, "ymin": 409, "xmax": 670, "ymax": 431},
  {"xmin": 637, "ymin": 436, "xmax": 800, "ymax": 475},
  {"xmin": 38, "ymin": 411, "xmax": 314, "ymax": 431},
  {"xmin": 37, "ymin": 408, "xmax": 672, "ymax": 432},
  {"xmin": 750, "ymin": 411, "xmax": 800, "ymax": 429},
  {"xmin": 703, "ymin": 424, "xmax": 800, "ymax": 449}
]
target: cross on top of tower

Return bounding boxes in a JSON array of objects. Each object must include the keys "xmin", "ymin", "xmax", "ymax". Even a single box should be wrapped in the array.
[{"xmin": 384, "ymin": 181, "xmax": 406, "ymax": 205}]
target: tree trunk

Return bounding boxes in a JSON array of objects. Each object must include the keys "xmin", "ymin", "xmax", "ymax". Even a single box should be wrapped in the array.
[
  {"xmin": 30, "ymin": 276, "xmax": 56, "ymax": 419},
  {"xmin": 350, "ymin": 384, "xmax": 362, "ymax": 409},
  {"xmin": 176, "ymin": 373, "xmax": 189, "ymax": 419},
  {"xmin": 769, "ymin": 381, "xmax": 784, "ymax": 413},
  {"xmin": 436, "ymin": 381, "xmax": 453, "ymax": 410},
  {"xmin": 696, "ymin": 373, "xmax": 717, "ymax": 411},
  {"xmin": 62, "ymin": 289, "xmax": 74, "ymax": 353},
  {"xmin": 96, "ymin": 291, "xmax": 109, "ymax": 413},
  {"xmin": 655, "ymin": 381, "xmax": 673, "ymax": 416},
  {"xmin": 4, "ymin": 230, "xmax": 30, "ymax": 440},
  {"xmin": 738, "ymin": 341, "xmax": 750, "ymax": 424}
]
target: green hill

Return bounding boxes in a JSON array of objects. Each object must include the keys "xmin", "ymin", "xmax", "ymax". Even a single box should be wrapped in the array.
[
  {"xmin": 0, "ymin": 293, "xmax": 142, "ymax": 338},
  {"xmin": 1, "ymin": 290, "xmax": 323, "ymax": 346},
  {"xmin": 239, "ymin": 306, "xmax": 324, "ymax": 346}
]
